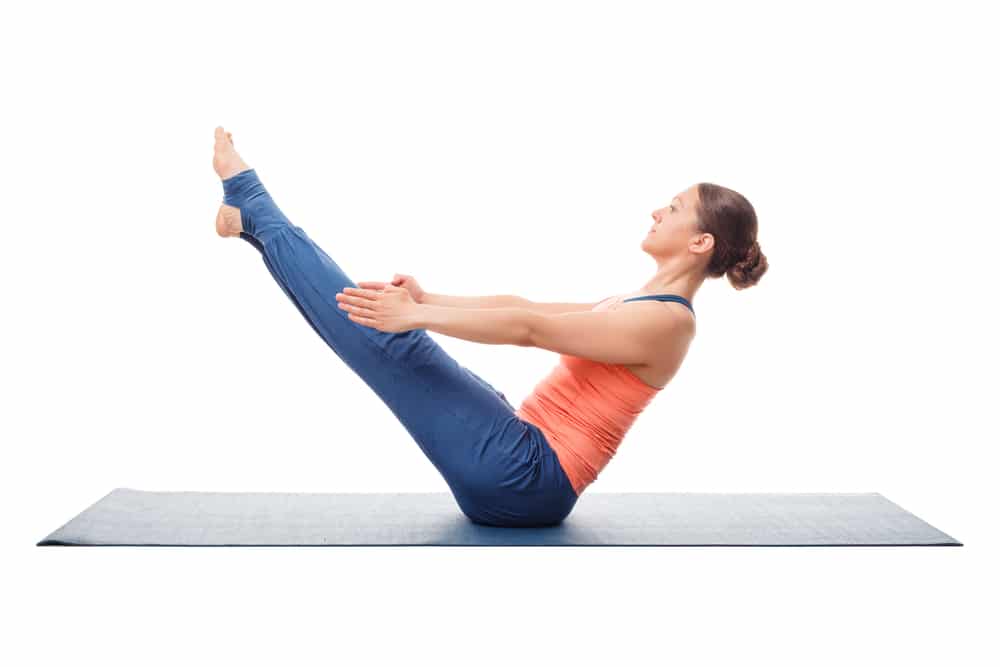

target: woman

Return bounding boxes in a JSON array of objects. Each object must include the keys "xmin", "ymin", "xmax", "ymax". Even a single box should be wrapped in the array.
[{"xmin": 212, "ymin": 126, "xmax": 768, "ymax": 528}]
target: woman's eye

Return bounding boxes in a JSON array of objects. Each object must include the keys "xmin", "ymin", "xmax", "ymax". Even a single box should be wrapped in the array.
[{"xmin": 669, "ymin": 205, "xmax": 676, "ymax": 213}]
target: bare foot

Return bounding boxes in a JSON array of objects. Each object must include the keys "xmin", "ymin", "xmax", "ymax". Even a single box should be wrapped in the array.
[
  {"xmin": 215, "ymin": 203, "xmax": 243, "ymax": 238},
  {"xmin": 212, "ymin": 126, "xmax": 250, "ymax": 180},
  {"xmin": 213, "ymin": 126, "xmax": 251, "ymax": 237}
]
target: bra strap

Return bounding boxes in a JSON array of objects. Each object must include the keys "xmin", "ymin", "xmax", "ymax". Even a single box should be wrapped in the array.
[{"xmin": 621, "ymin": 294, "xmax": 695, "ymax": 316}]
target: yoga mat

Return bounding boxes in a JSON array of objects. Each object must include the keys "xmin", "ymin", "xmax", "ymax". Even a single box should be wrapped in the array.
[{"xmin": 37, "ymin": 488, "xmax": 961, "ymax": 547}]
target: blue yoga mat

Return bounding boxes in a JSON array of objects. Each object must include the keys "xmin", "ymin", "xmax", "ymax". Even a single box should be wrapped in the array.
[{"xmin": 37, "ymin": 488, "xmax": 961, "ymax": 547}]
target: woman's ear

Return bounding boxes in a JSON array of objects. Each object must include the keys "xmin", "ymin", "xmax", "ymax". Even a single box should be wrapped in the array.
[{"xmin": 692, "ymin": 232, "xmax": 714, "ymax": 255}]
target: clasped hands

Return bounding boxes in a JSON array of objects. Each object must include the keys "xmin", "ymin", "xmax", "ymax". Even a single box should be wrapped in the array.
[{"xmin": 336, "ymin": 285, "xmax": 422, "ymax": 333}]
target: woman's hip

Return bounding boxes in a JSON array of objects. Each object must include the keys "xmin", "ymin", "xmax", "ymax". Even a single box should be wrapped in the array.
[{"xmin": 450, "ymin": 422, "xmax": 580, "ymax": 528}]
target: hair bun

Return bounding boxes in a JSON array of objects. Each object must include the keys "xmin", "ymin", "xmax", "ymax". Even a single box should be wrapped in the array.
[{"xmin": 727, "ymin": 241, "xmax": 768, "ymax": 290}]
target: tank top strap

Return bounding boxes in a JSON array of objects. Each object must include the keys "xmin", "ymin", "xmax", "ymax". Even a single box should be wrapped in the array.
[{"xmin": 621, "ymin": 293, "xmax": 695, "ymax": 316}]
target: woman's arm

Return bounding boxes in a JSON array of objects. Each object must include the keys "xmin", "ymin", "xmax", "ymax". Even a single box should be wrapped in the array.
[
  {"xmin": 414, "ymin": 301, "xmax": 681, "ymax": 365},
  {"xmin": 525, "ymin": 306, "xmax": 685, "ymax": 365},
  {"xmin": 415, "ymin": 305, "xmax": 535, "ymax": 346},
  {"xmin": 421, "ymin": 292, "xmax": 525, "ymax": 309},
  {"xmin": 422, "ymin": 292, "xmax": 599, "ymax": 314}
]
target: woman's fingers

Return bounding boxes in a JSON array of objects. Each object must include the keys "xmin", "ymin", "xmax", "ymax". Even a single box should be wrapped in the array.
[
  {"xmin": 338, "ymin": 301, "xmax": 376, "ymax": 321},
  {"xmin": 356, "ymin": 281, "xmax": 387, "ymax": 290},
  {"xmin": 336, "ymin": 290, "xmax": 378, "ymax": 310},
  {"xmin": 340, "ymin": 287, "xmax": 379, "ymax": 300}
]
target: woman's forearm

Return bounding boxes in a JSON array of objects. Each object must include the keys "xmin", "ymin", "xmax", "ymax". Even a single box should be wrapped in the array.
[
  {"xmin": 420, "ymin": 292, "xmax": 527, "ymax": 309},
  {"xmin": 413, "ymin": 304, "xmax": 536, "ymax": 346}
]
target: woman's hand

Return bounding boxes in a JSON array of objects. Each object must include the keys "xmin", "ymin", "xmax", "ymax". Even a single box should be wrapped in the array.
[
  {"xmin": 356, "ymin": 273, "xmax": 426, "ymax": 304},
  {"xmin": 336, "ymin": 285, "xmax": 422, "ymax": 333}
]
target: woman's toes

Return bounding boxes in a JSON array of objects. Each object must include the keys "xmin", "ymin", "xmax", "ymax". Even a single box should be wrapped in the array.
[
  {"xmin": 212, "ymin": 127, "xmax": 251, "ymax": 179},
  {"xmin": 215, "ymin": 204, "xmax": 244, "ymax": 238}
]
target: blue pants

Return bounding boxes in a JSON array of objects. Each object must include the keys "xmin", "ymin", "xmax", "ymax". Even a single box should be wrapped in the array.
[{"xmin": 222, "ymin": 169, "xmax": 579, "ymax": 527}]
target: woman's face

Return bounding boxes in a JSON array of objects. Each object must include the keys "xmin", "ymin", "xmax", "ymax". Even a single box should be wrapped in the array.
[{"xmin": 642, "ymin": 185, "xmax": 702, "ymax": 257}]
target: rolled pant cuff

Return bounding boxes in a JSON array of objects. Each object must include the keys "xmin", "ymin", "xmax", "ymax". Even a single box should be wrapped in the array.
[{"xmin": 221, "ymin": 168, "xmax": 287, "ymax": 243}]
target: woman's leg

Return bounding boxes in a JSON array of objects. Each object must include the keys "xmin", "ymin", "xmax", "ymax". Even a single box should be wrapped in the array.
[{"xmin": 220, "ymin": 168, "xmax": 565, "ymax": 521}]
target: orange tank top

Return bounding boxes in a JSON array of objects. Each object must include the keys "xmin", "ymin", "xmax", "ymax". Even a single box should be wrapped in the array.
[{"xmin": 514, "ymin": 294, "xmax": 670, "ymax": 496}]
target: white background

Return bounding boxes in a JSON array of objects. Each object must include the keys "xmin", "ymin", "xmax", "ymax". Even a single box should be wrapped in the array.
[{"xmin": 3, "ymin": 0, "xmax": 996, "ymax": 664}]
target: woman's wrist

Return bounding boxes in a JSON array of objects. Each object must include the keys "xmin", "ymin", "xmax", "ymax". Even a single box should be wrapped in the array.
[{"xmin": 410, "ymin": 303, "xmax": 432, "ymax": 329}]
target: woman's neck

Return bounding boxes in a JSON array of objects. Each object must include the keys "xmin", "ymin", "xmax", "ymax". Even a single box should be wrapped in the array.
[{"xmin": 639, "ymin": 265, "xmax": 702, "ymax": 302}]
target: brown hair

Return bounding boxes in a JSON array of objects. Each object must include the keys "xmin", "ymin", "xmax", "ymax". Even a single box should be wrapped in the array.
[{"xmin": 694, "ymin": 182, "xmax": 768, "ymax": 290}]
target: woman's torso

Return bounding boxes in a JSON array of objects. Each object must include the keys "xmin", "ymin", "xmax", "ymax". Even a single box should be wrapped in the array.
[{"xmin": 514, "ymin": 292, "xmax": 696, "ymax": 495}]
